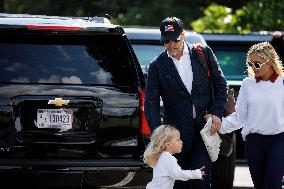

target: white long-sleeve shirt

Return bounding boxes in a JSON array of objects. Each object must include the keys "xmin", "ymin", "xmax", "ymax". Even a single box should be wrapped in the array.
[
  {"xmin": 219, "ymin": 76, "xmax": 284, "ymax": 141},
  {"xmin": 146, "ymin": 151, "xmax": 202, "ymax": 189}
]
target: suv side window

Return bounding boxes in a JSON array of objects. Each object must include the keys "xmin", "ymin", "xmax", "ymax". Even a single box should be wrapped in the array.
[
  {"xmin": 131, "ymin": 44, "xmax": 163, "ymax": 67},
  {"xmin": 0, "ymin": 35, "xmax": 136, "ymax": 86},
  {"xmin": 212, "ymin": 46, "xmax": 248, "ymax": 81}
]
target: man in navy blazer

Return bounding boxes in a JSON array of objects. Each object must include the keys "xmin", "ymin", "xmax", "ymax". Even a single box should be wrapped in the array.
[{"xmin": 144, "ymin": 17, "xmax": 228, "ymax": 189}]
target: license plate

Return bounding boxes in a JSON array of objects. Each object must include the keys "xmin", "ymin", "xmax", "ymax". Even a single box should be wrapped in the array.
[{"xmin": 37, "ymin": 109, "xmax": 73, "ymax": 130}]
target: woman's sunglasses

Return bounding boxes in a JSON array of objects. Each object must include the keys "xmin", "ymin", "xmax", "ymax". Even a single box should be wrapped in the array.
[{"xmin": 247, "ymin": 60, "xmax": 268, "ymax": 69}]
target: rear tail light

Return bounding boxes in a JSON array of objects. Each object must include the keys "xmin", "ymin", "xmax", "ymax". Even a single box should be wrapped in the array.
[
  {"xmin": 26, "ymin": 24, "xmax": 81, "ymax": 31},
  {"xmin": 139, "ymin": 89, "xmax": 151, "ymax": 136}
]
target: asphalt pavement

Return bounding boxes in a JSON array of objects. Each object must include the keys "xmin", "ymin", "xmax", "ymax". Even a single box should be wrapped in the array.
[
  {"xmin": 233, "ymin": 164, "xmax": 284, "ymax": 189},
  {"xmin": 233, "ymin": 164, "xmax": 254, "ymax": 189}
]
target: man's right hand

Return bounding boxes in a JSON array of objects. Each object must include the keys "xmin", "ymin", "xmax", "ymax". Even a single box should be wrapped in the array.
[{"xmin": 204, "ymin": 114, "xmax": 221, "ymax": 135}]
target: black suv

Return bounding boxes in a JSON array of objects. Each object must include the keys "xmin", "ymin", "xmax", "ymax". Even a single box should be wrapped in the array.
[
  {"xmin": 125, "ymin": 28, "xmax": 236, "ymax": 189},
  {"xmin": 0, "ymin": 13, "xmax": 152, "ymax": 188}
]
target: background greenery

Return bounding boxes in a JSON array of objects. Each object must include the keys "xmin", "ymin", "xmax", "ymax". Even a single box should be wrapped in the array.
[{"xmin": 0, "ymin": 0, "xmax": 283, "ymax": 33}]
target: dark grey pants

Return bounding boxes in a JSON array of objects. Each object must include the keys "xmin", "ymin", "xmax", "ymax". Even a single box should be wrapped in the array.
[
  {"xmin": 246, "ymin": 132, "xmax": 284, "ymax": 189},
  {"xmin": 174, "ymin": 124, "xmax": 212, "ymax": 189}
]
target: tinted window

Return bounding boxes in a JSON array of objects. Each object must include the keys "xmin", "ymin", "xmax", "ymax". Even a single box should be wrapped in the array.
[
  {"xmin": 131, "ymin": 36, "xmax": 206, "ymax": 67},
  {"xmin": 212, "ymin": 47, "xmax": 248, "ymax": 81},
  {"xmin": 132, "ymin": 43, "xmax": 248, "ymax": 81},
  {"xmin": 132, "ymin": 44, "xmax": 164, "ymax": 66},
  {"xmin": 0, "ymin": 35, "xmax": 136, "ymax": 86}
]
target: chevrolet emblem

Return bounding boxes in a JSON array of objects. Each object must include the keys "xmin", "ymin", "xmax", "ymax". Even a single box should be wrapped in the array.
[{"xmin": 48, "ymin": 98, "xmax": 70, "ymax": 107}]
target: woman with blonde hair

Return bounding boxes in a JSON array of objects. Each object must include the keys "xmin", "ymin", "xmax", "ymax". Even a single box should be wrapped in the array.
[
  {"xmin": 143, "ymin": 125, "xmax": 205, "ymax": 189},
  {"xmin": 219, "ymin": 42, "xmax": 284, "ymax": 189}
]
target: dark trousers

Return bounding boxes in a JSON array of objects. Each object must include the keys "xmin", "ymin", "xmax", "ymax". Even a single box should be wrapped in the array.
[
  {"xmin": 173, "ymin": 123, "xmax": 212, "ymax": 189},
  {"xmin": 246, "ymin": 132, "xmax": 284, "ymax": 189}
]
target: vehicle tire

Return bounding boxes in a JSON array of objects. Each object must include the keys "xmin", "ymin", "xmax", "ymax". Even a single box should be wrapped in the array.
[{"xmin": 211, "ymin": 133, "xmax": 236, "ymax": 189}]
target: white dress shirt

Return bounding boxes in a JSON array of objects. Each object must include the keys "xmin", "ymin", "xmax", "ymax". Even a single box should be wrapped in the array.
[
  {"xmin": 219, "ymin": 76, "xmax": 284, "ymax": 140},
  {"xmin": 167, "ymin": 42, "xmax": 196, "ymax": 117},
  {"xmin": 146, "ymin": 151, "xmax": 202, "ymax": 189}
]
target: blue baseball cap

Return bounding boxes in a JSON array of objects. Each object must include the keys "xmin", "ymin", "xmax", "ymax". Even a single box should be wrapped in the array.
[{"xmin": 160, "ymin": 17, "xmax": 184, "ymax": 43}]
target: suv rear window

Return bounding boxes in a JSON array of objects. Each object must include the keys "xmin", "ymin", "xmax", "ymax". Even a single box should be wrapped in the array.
[{"xmin": 0, "ymin": 35, "xmax": 136, "ymax": 86}]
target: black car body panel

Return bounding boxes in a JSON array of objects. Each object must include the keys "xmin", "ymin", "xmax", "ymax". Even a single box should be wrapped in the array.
[{"xmin": 0, "ymin": 14, "xmax": 151, "ymax": 188}]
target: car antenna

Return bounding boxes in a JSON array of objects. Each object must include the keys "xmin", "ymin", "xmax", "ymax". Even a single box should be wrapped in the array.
[{"xmin": 87, "ymin": 7, "xmax": 92, "ymax": 21}]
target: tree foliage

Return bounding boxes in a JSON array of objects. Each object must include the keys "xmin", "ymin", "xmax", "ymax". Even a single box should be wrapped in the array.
[
  {"xmin": 191, "ymin": 4, "xmax": 239, "ymax": 33},
  {"xmin": 239, "ymin": 0, "xmax": 284, "ymax": 32},
  {"xmin": 191, "ymin": 0, "xmax": 284, "ymax": 33},
  {"xmin": 0, "ymin": 0, "xmax": 283, "ymax": 33},
  {"xmin": 0, "ymin": 0, "xmax": 247, "ymax": 29}
]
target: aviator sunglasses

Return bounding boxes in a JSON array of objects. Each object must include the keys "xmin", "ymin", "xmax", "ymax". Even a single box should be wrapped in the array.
[
  {"xmin": 247, "ymin": 60, "xmax": 268, "ymax": 70},
  {"xmin": 164, "ymin": 39, "xmax": 181, "ymax": 45}
]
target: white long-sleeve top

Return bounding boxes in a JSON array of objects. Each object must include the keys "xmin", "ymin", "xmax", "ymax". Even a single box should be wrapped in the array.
[
  {"xmin": 146, "ymin": 151, "xmax": 202, "ymax": 189},
  {"xmin": 219, "ymin": 76, "xmax": 284, "ymax": 141}
]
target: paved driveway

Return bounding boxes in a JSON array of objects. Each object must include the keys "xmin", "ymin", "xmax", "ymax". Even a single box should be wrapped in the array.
[{"xmin": 233, "ymin": 164, "xmax": 284, "ymax": 189}]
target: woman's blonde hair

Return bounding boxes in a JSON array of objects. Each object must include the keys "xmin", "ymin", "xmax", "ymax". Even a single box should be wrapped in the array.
[
  {"xmin": 246, "ymin": 41, "xmax": 283, "ymax": 76},
  {"xmin": 143, "ymin": 125, "xmax": 179, "ymax": 168}
]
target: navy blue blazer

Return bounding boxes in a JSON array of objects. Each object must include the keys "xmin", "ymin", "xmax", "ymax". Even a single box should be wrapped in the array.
[{"xmin": 144, "ymin": 43, "xmax": 228, "ymax": 151}]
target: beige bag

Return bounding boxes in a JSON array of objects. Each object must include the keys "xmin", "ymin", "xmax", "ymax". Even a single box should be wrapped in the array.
[{"xmin": 200, "ymin": 116, "xmax": 222, "ymax": 162}]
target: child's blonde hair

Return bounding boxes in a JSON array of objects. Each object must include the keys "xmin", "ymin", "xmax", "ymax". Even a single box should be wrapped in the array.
[
  {"xmin": 143, "ymin": 125, "xmax": 180, "ymax": 168},
  {"xmin": 246, "ymin": 42, "xmax": 283, "ymax": 76}
]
